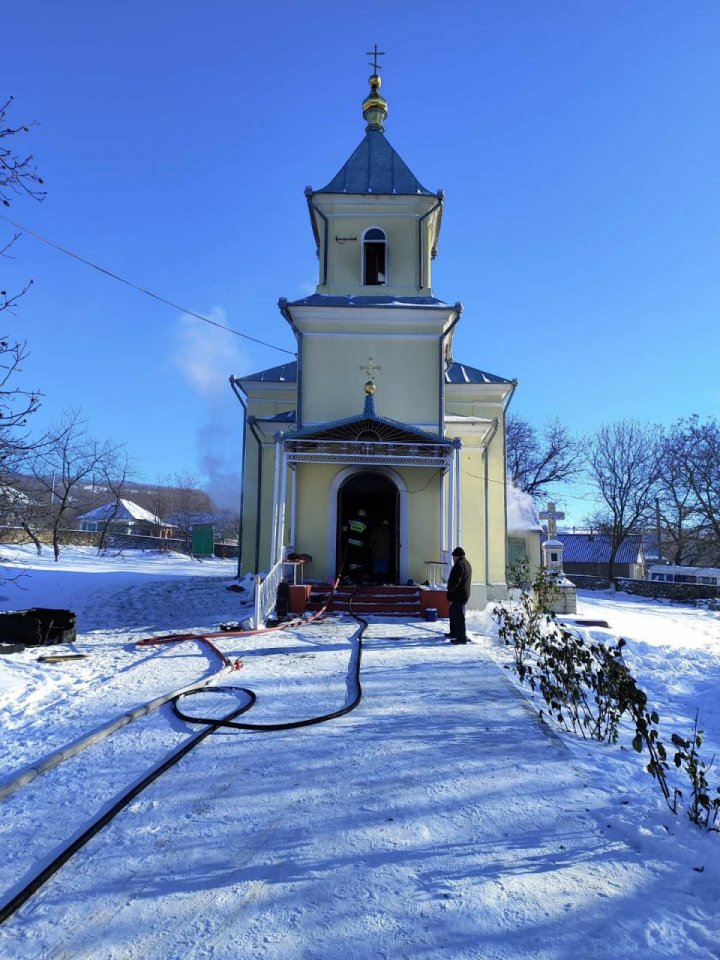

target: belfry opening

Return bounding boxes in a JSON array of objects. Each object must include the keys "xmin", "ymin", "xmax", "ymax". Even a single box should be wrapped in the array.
[{"xmin": 337, "ymin": 473, "xmax": 398, "ymax": 583}]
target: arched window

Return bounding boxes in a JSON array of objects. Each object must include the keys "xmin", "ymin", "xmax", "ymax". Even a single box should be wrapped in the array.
[{"xmin": 363, "ymin": 227, "xmax": 387, "ymax": 286}]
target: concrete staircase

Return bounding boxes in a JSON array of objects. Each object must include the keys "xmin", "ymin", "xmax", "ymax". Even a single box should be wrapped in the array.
[{"xmin": 307, "ymin": 584, "xmax": 423, "ymax": 617}]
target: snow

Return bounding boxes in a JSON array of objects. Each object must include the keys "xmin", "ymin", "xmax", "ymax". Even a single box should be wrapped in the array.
[
  {"xmin": 77, "ymin": 498, "xmax": 166, "ymax": 525},
  {"xmin": 0, "ymin": 546, "xmax": 719, "ymax": 958}
]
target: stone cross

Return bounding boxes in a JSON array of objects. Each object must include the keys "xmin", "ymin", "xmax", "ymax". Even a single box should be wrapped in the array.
[
  {"xmin": 360, "ymin": 356, "xmax": 382, "ymax": 380},
  {"xmin": 539, "ymin": 501, "xmax": 565, "ymax": 540},
  {"xmin": 366, "ymin": 45, "xmax": 385, "ymax": 73}
]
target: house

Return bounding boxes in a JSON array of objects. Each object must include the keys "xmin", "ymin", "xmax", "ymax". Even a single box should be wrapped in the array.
[
  {"xmin": 77, "ymin": 499, "xmax": 175, "ymax": 539},
  {"xmin": 557, "ymin": 533, "xmax": 646, "ymax": 580},
  {"xmin": 231, "ymin": 67, "xmax": 516, "ymax": 609}
]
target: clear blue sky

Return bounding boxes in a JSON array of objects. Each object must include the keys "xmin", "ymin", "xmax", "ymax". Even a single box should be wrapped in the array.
[{"xmin": 3, "ymin": 1, "xmax": 719, "ymax": 520}]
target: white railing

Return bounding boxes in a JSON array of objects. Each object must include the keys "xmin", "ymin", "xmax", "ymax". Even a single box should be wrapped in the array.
[
  {"xmin": 283, "ymin": 439, "xmax": 451, "ymax": 468},
  {"xmin": 253, "ymin": 559, "xmax": 286, "ymax": 629}
]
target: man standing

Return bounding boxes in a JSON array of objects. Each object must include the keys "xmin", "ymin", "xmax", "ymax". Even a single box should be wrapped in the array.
[{"xmin": 445, "ymin": 547, "xmax": 472, "ymax": 644}]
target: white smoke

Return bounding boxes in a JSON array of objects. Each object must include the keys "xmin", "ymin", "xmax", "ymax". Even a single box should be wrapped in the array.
[
  {"xmin": 507, "ymin": 482, "xmax": 542, "ymax": 534},
  {"xmin": 173, "ymin": 309, "xmax": 248, "ymax": 509}
]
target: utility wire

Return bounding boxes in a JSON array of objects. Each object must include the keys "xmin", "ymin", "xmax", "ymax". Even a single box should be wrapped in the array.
[{"xmin": 0, "ymin": 213, "xmax": 296, "ymax": 358}]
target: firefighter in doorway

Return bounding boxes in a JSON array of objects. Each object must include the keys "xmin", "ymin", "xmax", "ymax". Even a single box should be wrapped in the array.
[{"xmin": 342, "ymin": 508, "xmax": 369, "ymax": 581}]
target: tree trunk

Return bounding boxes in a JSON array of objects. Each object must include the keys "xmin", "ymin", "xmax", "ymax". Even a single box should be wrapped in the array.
[{"xmin": 20, "ymin": 522, "xmax": 43, "ymax": 556}]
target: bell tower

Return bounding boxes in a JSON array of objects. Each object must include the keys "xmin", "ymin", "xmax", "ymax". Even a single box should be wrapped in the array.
[{"xmin": 303, "ymin": 63, "xmax": 445, "ymax": 299}]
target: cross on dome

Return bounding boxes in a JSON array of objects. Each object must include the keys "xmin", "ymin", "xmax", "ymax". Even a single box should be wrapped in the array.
[{"xmin": 366, "ymin": 44, "xmax": 385, "ymax": 73}]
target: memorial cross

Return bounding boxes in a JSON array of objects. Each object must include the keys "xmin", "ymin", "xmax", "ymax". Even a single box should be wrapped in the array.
[{"xmin": 539, "ymin": 501, "xmax": 565, "ymax": 539}]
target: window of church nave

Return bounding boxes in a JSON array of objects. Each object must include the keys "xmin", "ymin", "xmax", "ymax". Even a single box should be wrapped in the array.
[{"xmin": 363, "ymin": 227, "xmax": 387, "ymax": 285}]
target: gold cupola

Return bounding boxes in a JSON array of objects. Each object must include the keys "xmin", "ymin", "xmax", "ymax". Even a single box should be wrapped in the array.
[{"xmin": 362, "ymin": 73, "xmax": 388, "ymax": 132}]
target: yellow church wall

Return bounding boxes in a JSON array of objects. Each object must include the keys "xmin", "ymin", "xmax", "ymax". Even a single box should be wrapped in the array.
[
  {"xmin": 486, "ymin": 433, "xmax": 508, "ymax": 583},
  {"xmin": 239, "ymin": 439, "xmax": 279, "ymax": 575},
  {"xmin": 324, "ymin": 214, "xmax": 419, "ymax": 294},
  {"xmin": 293, "ymin": 463, "xmax": 337, "ymax": 581},
  {"xmin": 301, "ymin": 336, "xmax": 440, "ymax": 426},
  {"xmin": 312, "ymin": 194, "xmax": 440, "ymax": 297},
  {"xmin": 403, "ymin": 470, "xmax": 441, "ymax": 583}
]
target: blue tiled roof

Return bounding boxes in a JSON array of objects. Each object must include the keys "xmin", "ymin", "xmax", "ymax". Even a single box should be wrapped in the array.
[
  {"xmin": 286, "ymin": 294, "xmax": 448, "ymax": 308},
  {"xmin": 241, "ymin": 362, "xmax": 297, "ymax": 383},
  {"xmin": 264, "ymin": 410, "xmax": 296, "ymax": 423},
  {"xmin": 316, "ymin": 130, "xmax": 433, "ymax": 196},
  {"xmin": 558, "ymin": 534, "xmax": 644, "ymax": 565},
  {"xmin": 445, "ymin": 362, "xmax": 512, "ymax": 385},
  {"xmin": 240, "ymin": 359, "xmax": 511, "ymax": 387}
]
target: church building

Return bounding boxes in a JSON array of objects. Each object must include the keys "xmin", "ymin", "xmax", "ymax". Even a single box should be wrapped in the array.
[{"xmin": 231, "ymin": 66, "xmax": 518, "ymax": 609}]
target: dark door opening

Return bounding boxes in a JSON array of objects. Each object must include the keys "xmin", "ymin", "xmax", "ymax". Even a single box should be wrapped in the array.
[{"xmin": 337, "ymin": 473, "xmax": 399, "ymax": 583}]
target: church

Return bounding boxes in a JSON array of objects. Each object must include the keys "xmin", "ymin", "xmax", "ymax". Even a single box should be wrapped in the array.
[{"xmin": 231, "ymin": 65, "xmax": 522, "ymax": 610}]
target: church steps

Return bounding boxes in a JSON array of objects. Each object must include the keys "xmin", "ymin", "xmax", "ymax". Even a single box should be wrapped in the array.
[{"xmin": 307, "ymin": 585, "xmax": 423, "ymax": 617}]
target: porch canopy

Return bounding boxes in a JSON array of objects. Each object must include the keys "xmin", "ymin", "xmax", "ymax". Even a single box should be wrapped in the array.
[{"xmin": 268, "ymin": 391, "xmax": 462, "ymax": 568}]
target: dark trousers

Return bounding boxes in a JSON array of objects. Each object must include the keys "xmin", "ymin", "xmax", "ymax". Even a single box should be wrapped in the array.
[{"xmin": 449, "ymin": 601, "xmax": 467, "ymax": 641}]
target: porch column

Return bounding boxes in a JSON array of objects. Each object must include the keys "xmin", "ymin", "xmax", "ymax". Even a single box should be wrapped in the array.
[
  {"xmin": 289, "ymin": 464, "xmax": 297, "ymax": 553},
  {"xmin": 447, "ymin": 449, "xmax": 455, "ymax": 553},
  {"xmin": 439, "ymin": 468, "xmax": 447, "ymax": 557},
  {"xmin": 277, "ymin": 448, "xmax": 288, "ymax": 564},
  {"xmin": 454, "ymin": 439, "xmax": 462, "ymax": 546},
  {"xmin": 271, "ymin": 435, "xmax": 282, "ymax": 566}
]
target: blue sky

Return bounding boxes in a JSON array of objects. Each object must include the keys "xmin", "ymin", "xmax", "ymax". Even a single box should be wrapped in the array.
[{"xmin": 3, "ymin": 1, "xmax": 718, "ymax": 520}]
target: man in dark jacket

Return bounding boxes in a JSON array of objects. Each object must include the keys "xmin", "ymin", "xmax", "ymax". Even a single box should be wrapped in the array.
[{"xmin": 445, "ymin": 547, "xmax": 472, "ymax": 644}]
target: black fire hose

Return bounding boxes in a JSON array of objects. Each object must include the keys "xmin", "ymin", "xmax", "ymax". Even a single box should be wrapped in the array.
[{"xmin": 0, "ymin": 603, "xmax": 369, "ymax": 927}]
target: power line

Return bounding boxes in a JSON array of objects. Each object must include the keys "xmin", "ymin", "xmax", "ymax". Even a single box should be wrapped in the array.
[{"xmin": 0, "ymin": 213, "xmax": 296, "ymax": 358}]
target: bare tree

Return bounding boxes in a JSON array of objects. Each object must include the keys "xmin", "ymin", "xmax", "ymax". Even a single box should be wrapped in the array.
[
  {"xmin": 29, "ymin": 411, "xmax": 126, "ymax": 560},
  {"xmin": 164, "ymin": 473, "xmax": 213, "ymax": 554},
  {"xmin": 656, "ymin": 423, "xmax": 705, "ymax": 564},
  {"xmin": 506, "ymin": 414, "xmax": 583, "ymax": 499},
  {"xmin": 0, "ymin": 97, "xmax": 46, "ymax": 567},
  {"xmin": 681, "ymin": 416, "xmax": 720, "ymax": 548},
  {"xmin": 95, "ymin": 451, "xmax": 132, "ymax": 553},
  {"xmin": 585, "ymin": 419, "xmax": 663, "ymax": 582},
  {"xmin": 0, "ymin": 94, "xmax": 45, "ymax": 397}
]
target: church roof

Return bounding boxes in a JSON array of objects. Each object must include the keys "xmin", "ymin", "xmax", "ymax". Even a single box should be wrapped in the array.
[
  {"xmin": 315, "ymin": 129, "xmax": 434, "ymax": 197},
  {"xmin": 239, "ymin": 359, "xmax": 511, "ymax": 386},
  {"xmin": 240, "ymin": 362, "xmax": 297, "ymax": 383},
  {"xmin": 286, "ymin": 294, "xmax": 448, "ymax": 308},
  {"xmin": 282, "ymin": 391, "xmax": 450, "ymax": 446},
  {"xmin": 445, "ymin": 362, "xmax": 513, "ymax": 385}
]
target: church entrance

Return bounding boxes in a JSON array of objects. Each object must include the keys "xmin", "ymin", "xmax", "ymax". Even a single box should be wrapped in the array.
[{"xmin": 337, "ymin": 472, "xmax": 399, "ymax": 583}]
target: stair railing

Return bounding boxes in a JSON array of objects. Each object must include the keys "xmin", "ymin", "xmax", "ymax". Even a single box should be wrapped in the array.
[{"xmin": 253, "ymin": 560, "xmax": 287, "ymax": 629}]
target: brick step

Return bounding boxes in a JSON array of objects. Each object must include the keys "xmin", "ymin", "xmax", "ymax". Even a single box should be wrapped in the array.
[
  {"xmin": 308, "ymin": 585, "xmax": 423, "ymax": 617},
  {"xmin": 309, "ymin": 604, "xmax": 422, "ymax": 617}
]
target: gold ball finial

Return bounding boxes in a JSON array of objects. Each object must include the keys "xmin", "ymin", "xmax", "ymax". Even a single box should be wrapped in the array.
[
  {"xmin": 364, "ymin": 380, "xmax": 376, "ymax": 395},
  {"xmin": 363, "ymin": 67, "xmax": 388, "ymax": 132}
]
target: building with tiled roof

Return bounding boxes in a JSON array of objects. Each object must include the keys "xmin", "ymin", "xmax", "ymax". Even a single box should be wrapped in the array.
[
  {"xmin": 230, "ymin": 66, "xmax": 526, "ymax": 605},
  {"xmin": 557, "ymin": 533, "xmax": 646, "ymax": 580}
]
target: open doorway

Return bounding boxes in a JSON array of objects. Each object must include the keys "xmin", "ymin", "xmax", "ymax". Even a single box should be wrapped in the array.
[{"xmin": 337, "ymin": 472, "xmax": 399, "ymax": 583}]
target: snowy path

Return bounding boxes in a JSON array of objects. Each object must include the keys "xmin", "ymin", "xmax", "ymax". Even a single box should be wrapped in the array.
[
  {"xmin": 2, "ymin": 614, "xmax": 717, "ymax": 959},
  {"xmin": 1, "ymin": 556, "xmax": 718, "ymax": 959}
]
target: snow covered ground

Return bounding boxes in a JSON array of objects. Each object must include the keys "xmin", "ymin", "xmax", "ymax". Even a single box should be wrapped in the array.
[{"xmin": 0, "ymin": 546, "xmax": 719, "ymax": 959}]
